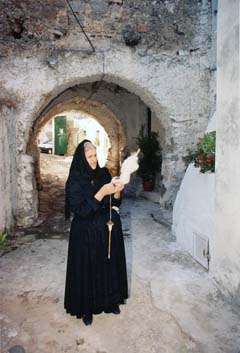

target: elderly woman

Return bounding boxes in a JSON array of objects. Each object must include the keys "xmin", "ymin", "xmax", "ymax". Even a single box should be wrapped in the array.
[{"xmin": 64, "ymin": 140, "xmax": 128, "ymax": 325}]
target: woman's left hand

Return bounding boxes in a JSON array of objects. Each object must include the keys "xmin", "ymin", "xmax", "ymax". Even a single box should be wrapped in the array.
[
  {"xmin": 112, "ymin": 177, "xmax": 125, "ymax": 192},
  {"xmin": 114, "ymin": 183, "xmax": 124, "ymax": 192}
]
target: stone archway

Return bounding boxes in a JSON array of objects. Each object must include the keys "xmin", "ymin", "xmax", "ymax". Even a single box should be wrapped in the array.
[
  {"xmin": 12, "ymin": 47, "xmax": 209, "ymax": 228},
  {"xmin": 24, "ymin": 96, "xmax": 127, "ymax": 226},
  {"xmin": 17, "ymin": 73, "xmax": 170, "ymax": 228},
  {"xmin": 27, "ymin": 96, "xmax": 126, "ymax": 190}
]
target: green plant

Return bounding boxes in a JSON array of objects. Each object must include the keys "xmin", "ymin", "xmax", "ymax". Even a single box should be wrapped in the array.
[
  {"xmin": 136, "ymin": 125, "xmax": 162, "ymax": 182},
  {"xmin": 183, "ymin": 131, "xmax": 216, "ymax": 173},
  {"xmin": 0, "ymin": 231, "xmax": 9, "ymax": 252}
]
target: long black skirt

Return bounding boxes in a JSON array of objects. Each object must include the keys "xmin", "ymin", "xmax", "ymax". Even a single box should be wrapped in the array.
[{"xmin": 64, "ymin": 208, "xmax": 128, "ymax": 318}]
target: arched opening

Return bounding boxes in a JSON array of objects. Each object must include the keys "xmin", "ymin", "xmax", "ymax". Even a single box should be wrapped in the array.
[
  {"xmin": 27, "ymin": 94, "xmax": 129, "ymax": 223},
  {"xmin": 28, "ymin": 95, "xmax": 127, "ymax": 178}
]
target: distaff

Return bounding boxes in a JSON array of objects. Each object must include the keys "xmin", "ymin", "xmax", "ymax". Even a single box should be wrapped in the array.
[{"xmin": 107, "ymin": 149, "xmax": 140, "ymax": 259}]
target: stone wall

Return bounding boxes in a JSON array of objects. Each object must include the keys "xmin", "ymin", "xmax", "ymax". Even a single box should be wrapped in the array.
[
  {"xmin": 0, "ymin": 0, "xmax": 214, "ymax": 228},
  {"xmin": 0, "ymin": 98, "xmax": 17, "ymax": 231},
  {"xmin": 0, "ymin": 0, "xmax": 211, "ymax": 52},
  {"xmin": 0, "ymin": 0, "xmax": 68, "ymax": 47}
]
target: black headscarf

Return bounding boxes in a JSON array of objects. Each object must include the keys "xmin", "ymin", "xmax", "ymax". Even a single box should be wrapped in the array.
[
  {"xmin": 65, "ymin": 139, "xmax": 101, "ymax": 219},
  {"xmin": 68, "ymin": 139, "xmax": 100, "ymax": 177}
]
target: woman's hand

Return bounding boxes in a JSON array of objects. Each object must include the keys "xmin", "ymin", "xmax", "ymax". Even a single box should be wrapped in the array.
[
  {"xmin": 112, "ymin": 177, "xmax": 124, "ymax": 199},
  {"xmin": 95, "ymin": 182, "xmax": 117, "ymax": 202},
  {"xmin": 101, "ymin": 182, "xmax": 118, "ymax": 196},
  {"xmin": 112, "ymin": 179, "xmax": 124, "ymax": 193}
]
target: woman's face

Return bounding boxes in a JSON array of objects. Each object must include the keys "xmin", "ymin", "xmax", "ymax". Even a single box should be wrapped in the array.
[{"xmin": 85, "ymin": 147, "xmax": 98, "ymax": 170}]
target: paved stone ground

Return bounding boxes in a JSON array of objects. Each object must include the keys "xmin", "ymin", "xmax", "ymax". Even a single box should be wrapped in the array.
[{"xmin": 1, "ymin": 155, "xmax": 240, "ymax": 353}]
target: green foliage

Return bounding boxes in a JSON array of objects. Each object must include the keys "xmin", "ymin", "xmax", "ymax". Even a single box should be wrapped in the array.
[
  {"xmin": 136, "ymin": 125, "xmax": 162, "ymax": 181},
  {"xmin": 183, "ymin": 131, "xmax": 216, "ymax": 173},
  {"xmin": 201, "ymin": 130, "xmax": 216, "ymax": 153},
  {"xmin": 0, "ymin": 231, "xmax": 9, "ymax": 251}
]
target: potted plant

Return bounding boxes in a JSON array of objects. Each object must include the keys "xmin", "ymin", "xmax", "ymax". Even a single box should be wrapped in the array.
[
  {"xmin": 183, "ymin": 131, "xmax": 216, "ymax": 173},
  {"xmin": 136, "ymin": 125, "xmax": 162, "ymax": 191}
]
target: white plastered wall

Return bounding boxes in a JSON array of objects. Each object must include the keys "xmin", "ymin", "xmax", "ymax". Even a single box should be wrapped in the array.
[
  {"xmin": 213, "ymin": 0, "xmax": 240, "ymax": 296},
  {"xmin": 172, "ymin": 113, "xmax": 215, "ymax": 267}
]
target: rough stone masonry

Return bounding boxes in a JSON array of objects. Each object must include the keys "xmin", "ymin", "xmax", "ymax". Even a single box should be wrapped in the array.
[{"xmin": 0, "ymin": 0, "xmax": 215, "ymax": 229}]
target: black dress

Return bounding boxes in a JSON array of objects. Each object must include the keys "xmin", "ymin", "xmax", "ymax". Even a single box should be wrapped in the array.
[{"xmin": 64, "ymin": 141, "xmax": 128, "ymax": 318}]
